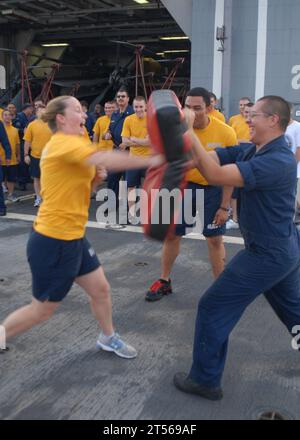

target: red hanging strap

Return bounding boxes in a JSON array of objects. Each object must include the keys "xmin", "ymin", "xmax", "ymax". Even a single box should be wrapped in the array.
[
  {"xmin": 134, "ymin": 45, "xmax": 148, "ymax": 99},
  {"xmin": 39, "ymin": 64, "xmax": 60, "ymax": 103},
  {"xmin": 162, "ymin": 58, "xmax": 185, "ymax": 90},
  {"xmin": 20, "ymin": 51, "xmax": 33, "ymax": 106}
]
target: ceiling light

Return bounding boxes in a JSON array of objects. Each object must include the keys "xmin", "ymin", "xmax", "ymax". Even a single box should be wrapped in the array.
[
  {"xmin": 160, "ymin": 36, "xmax": 189, "ymax": 41},
  {"xmin": 133, "ymin": 0, "xmax": 149, "ymax": 4},
  {"xmin": 42, "ymin": 43, "xmax": 69, "ymax": 47},
  {"xmin": 156, "ymin": 53, "xmax": 165, "ymax": 56},
  {"xmin": 163, "ymin": 50, "xmax": 189, "ymax": 54}
]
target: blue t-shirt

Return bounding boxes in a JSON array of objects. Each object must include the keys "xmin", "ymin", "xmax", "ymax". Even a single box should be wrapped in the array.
[
  {"xmin": 14, "ymin": 112, "xmax": 30, "ymax": 132},
  {"xmin": 109, "ymin": 105, "xmax": 134, "ymax": 147},
  {"xmin": 85, "ymin": 112, "xmax": 95, "ymax": 139},
  {"xmin": 216, "ymin": 135, "xmax": 299, "ymax": 252}
]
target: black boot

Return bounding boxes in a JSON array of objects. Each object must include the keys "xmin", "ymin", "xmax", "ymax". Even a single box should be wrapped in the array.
[{"xmin": 173, "ymin": 372, "xmax": 223, "ymax": 400}]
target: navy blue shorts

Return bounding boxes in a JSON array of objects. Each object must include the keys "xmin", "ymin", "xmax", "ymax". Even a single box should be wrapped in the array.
[
  {"xmin": 125, "ymin": 168, "xmax": 146, "ymax": 187},
  {"xmin": 30, "ymin": 156, "xmax": 41, "ymax": 179},
  {"xmin": 2, "ymin": 165, "xmax": 18, "ymax": 183},
  {"xmin": 27, "ymin": 231, "xmax": 101, "ymax": 302},
  {"xmin": 175, "ymin": 182, "xmax": 226, "ymax": 237}
]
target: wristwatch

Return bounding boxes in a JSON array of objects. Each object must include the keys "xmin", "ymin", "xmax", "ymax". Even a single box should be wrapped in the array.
[{"xmin": 219, "ymin": 206, "xmax": 230, "ymax": 212}]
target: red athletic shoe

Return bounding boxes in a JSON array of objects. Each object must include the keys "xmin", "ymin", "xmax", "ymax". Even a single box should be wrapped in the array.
[{"xmin": 145, "ymin": 278, "xmax": 173, "ymax": 302}]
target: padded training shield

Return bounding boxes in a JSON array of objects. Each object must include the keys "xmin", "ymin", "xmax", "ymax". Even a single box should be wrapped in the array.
[
  {"xmin": 142, "ymin": 90, "xmax": 192, "ymax": 241},
  {"xmin": 142, "ymin": 160, "xmax": 188, "ymax": 241},
  {"xmin": 147, "ymin": 90, "xmax": 191, "ymax": 162}
]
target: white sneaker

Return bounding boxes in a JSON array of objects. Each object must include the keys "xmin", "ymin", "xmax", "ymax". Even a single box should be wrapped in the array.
[
  {"xmin": 34, "ymin": 197, "xmax": 42, "ymax": 207},
  {"xmin": 2, "ymin": 183, "xmax": 8, "ymax": 193},
  {"xmin": 226, "ymin": 219, "xmax": 239, "ymax": 230},
  {"xmin": 105, "ymin": 222, "xmax": 125, "ymax": 230},
  {"xmin": 96, "ymin": 332, "xmax": 137, "ymax": 359}
]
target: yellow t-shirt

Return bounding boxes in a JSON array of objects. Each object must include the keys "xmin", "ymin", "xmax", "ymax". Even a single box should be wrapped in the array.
[
  {"xmin": 0, "ymin": 108, "xmax": 3, "ymax": 121},
  {"xmin": 23, "ymin": 119, "xmax": 52, "ymax": 159},
  {"xmin": 121, "ymin": 114, "xmax": 150, "ymax": 156},
  {"xmin": 82, "ymin": 125, "xmax": 90, "ymax": 140},
  {"xmin": 210, "ymin": 108, "xmax": 226, "ymax": 124},
  {"xmin": 34, "ymin": 133, "xmax": 97, "ymax": 240},
  {"xmin": 93, "ymin": 115, "xmax": 113, "ymax": 151},
  {"xmin": 228, "ymin": 114, "xmax": 250, "ymax": 142},
  {"xmin": 186, "ymin": 116, "xmax": 237, "ymax": 185},
  {"xmin": 0, "ymin": 124, "xmax": 19, "ymax": 166}
]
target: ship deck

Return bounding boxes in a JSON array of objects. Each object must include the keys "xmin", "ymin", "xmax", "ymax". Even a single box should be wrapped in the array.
[{"xmin": 0, "ymin": 190, "xmax": 299, "ymax": 420}]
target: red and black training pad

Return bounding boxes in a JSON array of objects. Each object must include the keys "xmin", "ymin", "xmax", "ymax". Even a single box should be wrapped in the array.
[
  {"xmin": 142, "ymin": 90, "xmax": 192, "ymax": 241},
  {"xmin": 141, "ymin": 159, "xmax": 188, "ymax": 241},
  {"xmin": 146, "ymin": 89, "xmax": 192, "ymax": 162}
]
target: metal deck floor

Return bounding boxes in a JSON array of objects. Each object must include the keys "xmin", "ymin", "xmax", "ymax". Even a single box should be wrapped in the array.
[{"xmin": 0, "ymin": 197, "xmax": 299, "ymax": 420}]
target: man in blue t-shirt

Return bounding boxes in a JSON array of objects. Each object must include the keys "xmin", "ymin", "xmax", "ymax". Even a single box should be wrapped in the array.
[
  {"xmin": 174, "ymin": 96, "xmax": 300, "ymax": 401},
  {"xmin": 106, "ymin": 87, "xmax": 134, "ymax": 218}
]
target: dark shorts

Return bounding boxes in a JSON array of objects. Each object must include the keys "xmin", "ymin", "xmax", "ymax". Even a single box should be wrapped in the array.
[
  {"xmin": 27, "ymin": 231, "xmax": 101, "ymax": 302},
  {"xmin": 30, "ymin": 156, "xmax": 41, "ymax": 179},
  {"xmin": 175, "ymin": 182, "xmax": 226, "ymax": 238},
  {"xmin": 232, "ymin": 188, "xmax": 239, "ymax": 199},
  {"xmin": 2, "ymin": 165, "xmax": 18, "ymax": 183},
  {"xmin": 125, "ymin": 168, "xmax": 146, "ymax": 188}
]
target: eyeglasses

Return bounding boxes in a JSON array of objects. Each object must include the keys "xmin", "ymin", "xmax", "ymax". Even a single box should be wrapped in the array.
[
  {"xmin": 117, "ymin": 95, "xmax": 127, "ymax": 99},
  {"xmin": 248, "ymin": 111, "xmax": 273, "ymax": 119}
]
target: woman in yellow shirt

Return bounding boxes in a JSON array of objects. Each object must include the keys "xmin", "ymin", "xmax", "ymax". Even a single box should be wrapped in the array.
[
  {"xmin": 24, "ymin": 105, "xmax": 52, "ymax": 207},
  {"xmin": 1, "ymin": 96, "xmax": 159, "ymax": 358},
  {"xmin": 1, "ymin": 110, "xmax": 20, "ymax": 202}
]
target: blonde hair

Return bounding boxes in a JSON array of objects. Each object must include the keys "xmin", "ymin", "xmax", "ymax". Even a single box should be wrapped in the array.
[
  {"xmin": 41, "ymin": 96, "xmax": 73, "ymax": 133},
  {"xmin": 134, "ymin": 96, "xmax": 146, "ymax": 103},
  {"xmin": 2, "ymin": 109, "xmax": 11, "ymax": 121}
]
